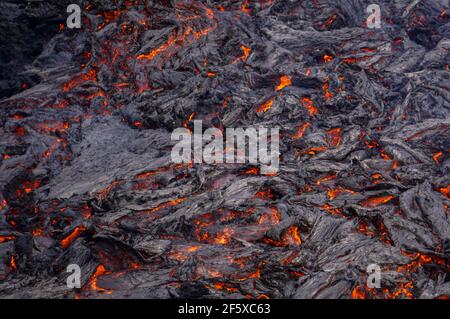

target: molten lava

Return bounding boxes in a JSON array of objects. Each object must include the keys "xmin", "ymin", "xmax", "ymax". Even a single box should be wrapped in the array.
[{"xmin": 275, "ymin": 75, "xmax": 292, "ymax": 91}]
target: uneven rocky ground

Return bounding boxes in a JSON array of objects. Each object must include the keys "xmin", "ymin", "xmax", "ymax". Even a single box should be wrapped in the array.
[{"xmin": 0, "ymin": 0, "xmax": 449, "ymax": 299}]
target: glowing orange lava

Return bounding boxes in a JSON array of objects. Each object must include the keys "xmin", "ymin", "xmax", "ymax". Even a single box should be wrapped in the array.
[
  {"xmin": 360, "ymin": 195, "xmax": 394, "ymax": 208},
  {"xmin": 275, "ymin": 75, "xmax": 292, "ymax": 91},
  {"xmin": 0, "ymin": 235, "xmax": 15, "ymax": 243},
  {"xmin": 326, "ymin": 128, "xmax": 341, "ymax": 147},
  {"xmin": 240, "ymin": 45, "xmax": 251, "ymax": 61},
  {"xmin": 142, "ymin": 197, "xmax": 187, "ymax": 214},
  {"xmin": 256, "ymin": 98, "xmax": 274, "ymax": 113},
  {"xmin": 61, "ymin": 226, "xmax": 87, "ymax": 249},
  {"xmin": 9, "ymin": 255, "xmax": 17, "ymax": 272},
  {"xmin": 292, "ymin": 122, "xmax": 311, "ymax": 139},
  {"xmin": 300, "ymin": 97, "xmax": 318, "ymax": 115},
  {"xmin": 351, "ymin": 286, "xmax": 366, "ymax": 299}
]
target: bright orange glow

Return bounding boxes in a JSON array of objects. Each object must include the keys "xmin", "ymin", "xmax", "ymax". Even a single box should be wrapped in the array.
[
  {"xmin": 186, "ymin": 245, "xmax": 201, "ymax": 252},
  {"xmin": 142, "ymin": 197, "xmax": 187, "ymax": 214},
  {"xmin": 168, "ymin": 251, "xmax": 188, "ymax": 262},
  {"xmin": 214, "ymin": 227, "xmax": 234, "ymax": 245},
  {"xmin": 275, "ymin": 75, "xmax": 292, "ymax": 91},
  {"xmin": 258, "ymin": 207, "xmax": 281, "ymax": 225},
  {"xmin": 87, "ymin": 264, "xmax": 112, "ymax": 294},
  {"xmin": 392, "ymin": 160, "xmax": 399, "ymax": 169},
  {"xmin": 323, "ymin": 15, "xmax": 336, "ymax": 28},
  {"xmin": 137, "ymin": 24, "xmax": 215, "ymax": 63},
  {"xmin": 284, "ymin": 225, "xmax": 301, "ymax": 245},
  {"xmin": 9, "ymin": 255, "xmax": 17, "ymax": 272},
  {"xmin": 292, "ymin": 122, "xmax": 311, "ymax": 139},
  {"xmin": 397, "ymin": 251, "xmax": 449, "ymax": 273},
  {"xmin": 386, "ymin": 281, "xmax": 414, "ymax": 299},
  {"xmin": 327, "ymin": 187, "xmax": 357, "ymax": 200},
  {"xmin": 255, "ymin": 188, "xmax": 275, "ymax": 200},
  {"xmin": 136, "ymin": 170, "xmax": 156, "ymax": 179},
  {"xmin": 61, "ymin": 226, "xmax": 86, "ymax": 249},
  {"xmin": 96, "ymin": 180, "xmax": 121, "ymax": 200},
  {"xmin": 36, "ymin": 121, "xmax": 71, "ymax": 134},
  {"xmin": 262, "ymin": 225, "xmax": 301, "ymax": 247},
  {"xmin": 129, "ymin": 261, "xmax": 141, "ymax": 270},
  {"xmin": 238, "ymin": 269, "xmax": 260, "ymax": 281},
  {"xmin": 323, "ymin": 54, "xmax": 333, "ymax": 63},
  {"xmin": 213, "ymin": 282, "xmax": 238, "ymax": 292},
  {"xmin": 316, "ymin": 173, "xmax": 336, "ymax": 185},
  {"xmin": 15, "ymin": 180, "xmax": 41, "ymax": 198},
  {"xmin": 241, "ymin": 0, "xmax": 251, "ymax": 15},
  {"xmin": 437, "ymin": 184, "xmax": 450, "ymax": 199},
  {"xmin": 240, "ymin": 45, "xmax": 251, "ymax": 61},
  {"xmin": 326, "ymin": 128, "xmax": 341, "ymax": 147},
  {"xmin": 63, "ymin": 69, "xmax": 98, "ymax": 92},
  {"xmin": 183, "ymin": 112, "xmax": 196, "ymax": 129},
  {"xmin": 300, "ymin": 97, "xmax": 318, "ymax": 116},
  {"xmin": 244, "ymin": 167, "xmax": 260, "ymax": 175},
  {"xmin": 371, "ymin": 173, "xmax": 383, "ymax": 182},
  {"xmin": 32, "ymin": 229, "xmax": 44, "ymax": 237},
  {"xmin": 298, "ymin": 146, "xmax": 327, "ymax": 156},
  {"xmin": 351, "ymin": 286, "xmax": 366, "ymax": 299},
  {"xmin": 0, "ymin": 235, "xmax": 14, "ymax": 243},
  {"xmin": 323, "ymin": 81, "xmax": 333, "ymax": 100},
  {"xmin": 433, "ymin": 151, "xmax": 443, "ymax": 164},
  {"xmin": 137, "ymin": 32, "xmax": 178, "ymax": 61},
  {"xmin": 365, "ymin": 140, "xmax": 379, "ymax": 149},
  {"xmin": 321, "ymin": 203, "xmax": 344, "ymax": 216},
  {"xmin": 380, "ymin": 149, "xmax": 392, "ymax": 160},
  {"xmin": 358, "ymin": 222, "xmax": 375, "ymax": 237},
  {"xmin": 360, "ymin": 195, "xmax": 394, "ymax": 208},
  {"xmin": 256, "ymin": 98, "xmax": 274, "ymax": 113}
]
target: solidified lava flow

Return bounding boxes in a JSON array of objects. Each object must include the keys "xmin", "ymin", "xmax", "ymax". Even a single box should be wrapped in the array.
[{"xmin": 0, "ymin": 0, "xmax": 450, "ymax": 299}]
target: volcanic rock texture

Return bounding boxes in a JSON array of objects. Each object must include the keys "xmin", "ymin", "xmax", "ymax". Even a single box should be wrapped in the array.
[{"xmin": 0, "ymin": 0, "xmax": 450, "ymax": 299}]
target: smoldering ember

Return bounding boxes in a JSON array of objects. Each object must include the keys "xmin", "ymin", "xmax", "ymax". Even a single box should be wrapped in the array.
[{"xmin": 0, "ymin": 0, "xmax": 449, "ymax": 300}]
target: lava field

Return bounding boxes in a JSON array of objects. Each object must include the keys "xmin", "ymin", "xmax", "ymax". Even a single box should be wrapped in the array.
[{"xmin": 0, "ymin": 0, "xmax": 449, "ymax": 299}]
